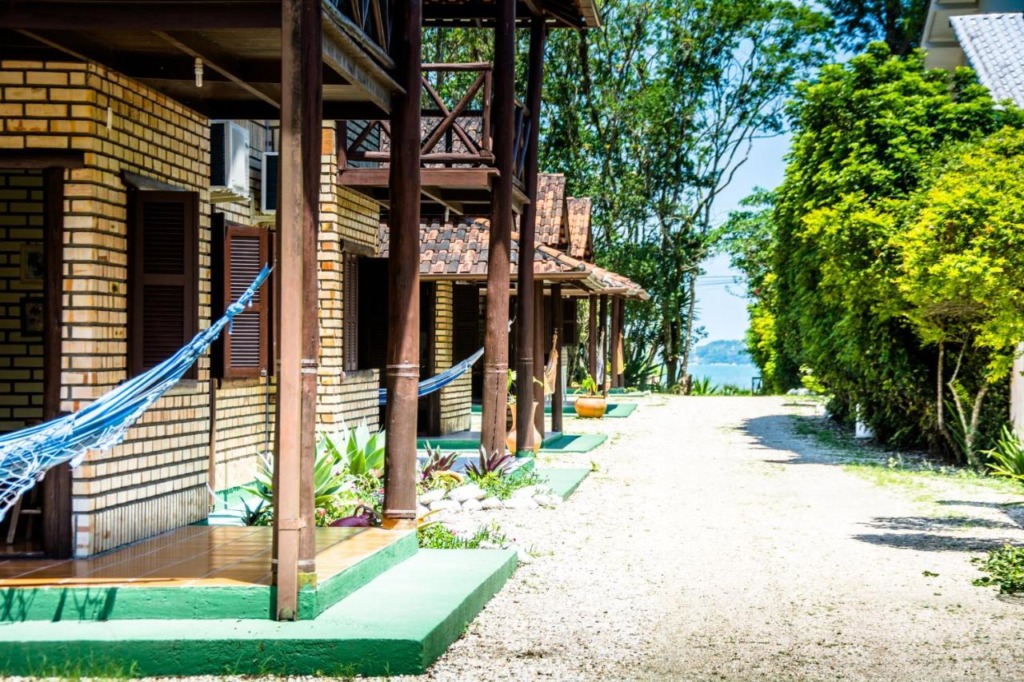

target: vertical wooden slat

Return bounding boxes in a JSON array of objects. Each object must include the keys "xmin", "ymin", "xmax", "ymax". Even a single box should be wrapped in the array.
[
  {"xmin": 42, "ymin": 167, "xmax": 71, "ymax": 559},
  {"xmin": 610, "ymin": 296, "xmax": 621, "ymax": 388},
  {"xmin": 599, "ymin": 294, "xmax": 608, "ymax": 393},
  {"xmin": 588, "ymin": 294, "xmax": 597, "ymax": 380},
  {"xmin": 481, "ymin": 0, "xmax": 516, "ymax": 458},
  {"xmin": 514, "ymin": 15, "xmax": 545, "ymax": 456},
  {"xmin": 382, "ymin": 0, "xmax": 422, "ymax": 525},
  {"xmin": 551, "ymin": 283, "xmax": 563, "ymax": 434}
]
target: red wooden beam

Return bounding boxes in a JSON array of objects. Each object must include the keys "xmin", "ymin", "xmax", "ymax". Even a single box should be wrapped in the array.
[{"xmin": 0, "ymin": 2, "xmax": 281, "ymax": 31}]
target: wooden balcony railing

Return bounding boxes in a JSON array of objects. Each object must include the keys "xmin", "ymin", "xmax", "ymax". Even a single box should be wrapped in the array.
[
  {"xmin": 340, "ymin": 62, "xmax": 531, "ymax": 184},
  {"xmin": 328, "ymin": 0, "xmax": 394, "ymax": 58}
]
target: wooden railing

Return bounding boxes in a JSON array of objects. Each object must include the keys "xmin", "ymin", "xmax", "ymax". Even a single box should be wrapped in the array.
[
  {"xmin": 341, "ymin": 62, "xmax": 530, "ymax": 183},
  {"xmin": 328, "ymin": 0, "xmax": 393, "ymax": 57}
]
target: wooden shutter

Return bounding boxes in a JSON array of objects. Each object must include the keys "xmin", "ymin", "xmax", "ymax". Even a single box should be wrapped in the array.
[
  {"xmin": 358, "ymin": 258, "xmax": 390, "ymax": 371},
  {"xmin": 453, "ymin": 284, "xmax": 480, "ymax": 362},
  {"xmin": 562, "ymin": 298, "xmax": 579, "ymax": 345},
  {"xmin": 343, "ymin": 254, "xmax": 359, "ymax": 371},
  {"xmin": 223, "ymin": 224, "xmax": 270, "ymax": 378},
  {"xmin": 129, "ymin": 191, "xmax": 198, "ymax": 378}
]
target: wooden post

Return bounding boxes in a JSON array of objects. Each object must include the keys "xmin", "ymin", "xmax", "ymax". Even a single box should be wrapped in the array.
[
  {"xmin": 515, "ymin": 16, "xmax": 545, "ymax": 456},
  {"xmin": 587, "ymin": 294, "xmax": 598, "ymax": 380},
  {"xmin": 610, "ymin": 297, "xmax": 621, "ymax": 389},
  {"xmin": 616, "ymin": 298, "xmax": 626, "ymax": 388},
  {"xmin": 481, "ymin": 0, "xmax": 516, "ymax": 458},
  {"xmin": 551, "ymin": 284, "xmax": 564, "ymax": 433},
  {"xmin": 382, "ymin": 0, "xmax": 422, "ymax": 525},
  {"xmin": 598, "ymin": 294, "xmax": 608, "ymax": 391},
  {"xmin": 533, "ymin": 283, "xmax": 544, "ymax": 439},
  {"xmin": 42, "ymin": 167, "xmax": 71, "ymax": 559},
  {"xmin": 274, "ymin": 0, "xmax": 321, "ymax": 621}
]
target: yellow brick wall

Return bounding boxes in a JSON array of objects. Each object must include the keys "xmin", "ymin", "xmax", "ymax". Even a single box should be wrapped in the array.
[
  {"xmin": 0, "ymin": 170, "xmax": 45, "ymax": 432},
  {"xmin": 1, "ymin": 59, "xmax": 212, "ymax": 556},
  {"xmin": 436, "ymin": 282, "xmax": 471, "ymax": 434}
]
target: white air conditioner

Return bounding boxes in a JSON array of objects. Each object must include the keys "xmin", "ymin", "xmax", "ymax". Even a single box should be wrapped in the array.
[
  {"xmin": 209, "ymin": 120, "xmax": 250, "ymax": 202},
  {"xmin": 260, "ymin": 151, "xmax": 279, "ymax": 213}
]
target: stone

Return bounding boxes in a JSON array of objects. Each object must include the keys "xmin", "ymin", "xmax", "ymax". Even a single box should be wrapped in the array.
[
  {"xmin": 429, "ymin": 498, "xmax": 461, "ymax": 513},
  {"xmin": 480, "ymin": 497, "xmax": 504, "ymax": 510},
  {"xmin": 510, "ymin": 485, "xmax": 538, "ymax": 499},
  {"xmin": 419, "ymin": 488, "xmax": 447, "ymax": 505},
  {"xmin": 504, "ymin": 496, "xmax": 537, "ymax": 510},
  {"xmin": 461, "ymin": 498, "xmax": 482, "ymax": 512},
  {"xmin": 534, "ymin": 494, "xmax": 561, "ymax": 508},
  {"xmin": 449, "ymin": 484, "xmax": 486, "ymax": 503},
  {"xmin": 416, "ymin": 504, "xmax": 430, "ymax": 518}
]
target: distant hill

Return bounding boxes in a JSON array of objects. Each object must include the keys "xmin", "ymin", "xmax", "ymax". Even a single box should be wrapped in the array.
[{"xmin": 694, "ymin": 340, "xmax": 751, "ymax": 365}]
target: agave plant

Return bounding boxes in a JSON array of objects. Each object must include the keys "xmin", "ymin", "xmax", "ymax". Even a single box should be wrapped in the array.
[
  {"xmin": 983, "ymin": 424, "xmax": 1024, "ymax": 482},
  {"xmin": 466, "ymin": 446, "xmax": 513, "ymax": 480},
  {"xmin": 320, "ymin": 420, "xmax": 386, "ymax": 477},
  {"xmin": 243, "ymin": 446, "xmax": 348, "ymax": 510}
]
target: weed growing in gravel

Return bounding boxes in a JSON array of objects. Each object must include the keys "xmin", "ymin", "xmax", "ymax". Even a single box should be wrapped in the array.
[
  {"xmin": 418, "ymin": 521, "xmax": 509, "ymax": 549},
  {"xmin": 473, "ymin": 469, "xmax": 544, "ymax": 500},
  {"xmin": 972, "ymin": 545, "xmax": 1024, "ymax": 593}
]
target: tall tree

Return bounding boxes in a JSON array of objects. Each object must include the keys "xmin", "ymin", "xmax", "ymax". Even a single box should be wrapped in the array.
[{"xmin": 825, "ymin": 0, "xmax": 929, "ymax": 56}]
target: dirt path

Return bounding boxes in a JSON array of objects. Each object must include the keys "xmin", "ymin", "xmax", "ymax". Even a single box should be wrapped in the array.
[{"xmin": 402, "ymin": 396, "xmax": 1024, "ymax": 681}]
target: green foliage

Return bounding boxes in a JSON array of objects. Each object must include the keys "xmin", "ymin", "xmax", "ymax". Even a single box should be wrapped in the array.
[
  {"xmin": 417, "ymin": 522, "xmax": 509, "ymax": 550},
  {"xmin": 421, "ymin": 443, "xmax": 458, "ymax": 481},
  {"xmin": 689, "ymin": 377, "xmax": 721, "ymax": 396},
  {"xmin": 973, "ymin": 545, "xmax": 1024, "ymax": 594},
  {"xmin": 466, "ymin": 446, "xmax": 513, "ymax": 480},
  {"xmin": 579, "ymin": 373, "xmax": 600, "ymax": 396},
  {"xmin": 824, "ymin": 0, "xmax": 929, "ymax": 56},
  {"xmin": 320, "ymin": 421, "xmax": 385, "ymax": 478},
  {"xmin": 766, "ymin": 43, "xmax": 1021, "ymax": 450},
  {"xmin": 475, "ymin": 469, "xmax": 544, "ymax": 501},
  {"xmin": 983, "ymin": 425, "xmax": 1024, "ymax": 483}
]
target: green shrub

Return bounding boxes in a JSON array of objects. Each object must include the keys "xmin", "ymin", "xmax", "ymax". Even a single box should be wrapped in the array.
[{"xmin": 973, "ymin": 545, "xmax": 1024, "ymax": 593}]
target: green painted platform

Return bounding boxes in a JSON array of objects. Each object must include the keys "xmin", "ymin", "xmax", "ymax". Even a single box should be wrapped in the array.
[
  {"xmin": 470, "ymin": 402, "xmax": 638, "ymax": 418},
  {"xmin": 538, "ymin": 468, "xmax": 590, "ymax": 500},
  {"xmin": 0, "ymin": 549, "xmax": 518, "ymax": 677},
  {"xmin": 417, "ymin": 432, "xmax": 606, "ymax": 454},
  {"xmin": 0, "ymin": 531, "xmax": 418, "ymax": 623}
]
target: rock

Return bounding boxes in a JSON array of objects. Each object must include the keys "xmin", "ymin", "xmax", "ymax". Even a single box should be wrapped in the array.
[
  {"xmin": 461, "ymin": 498, "xmax": 483, "ymax": 512},
  {"xmin": 419, "ymin": 488, "xmax": 447, "ymax": 505},
  {"xmin": 429, "ymin": 498, "xmax": 461, "ymax": 513},
  {"xmin": 534, "ymin": 494, "xmax": 561, "ymax": 507},
  {"xmin": 416, "ymin": 504, "xmax": 430, "ymax": 518},
  {"xmin": 511, "ymin": 485, "xmax": 539, "ymax": 499},
  {"xmin": 478, "ymin": 540, "xmax": 499, "ymax": 549},
  {"xmin": 510, "ymin": 545, "xmax": 533, "ymax": 564},
  {"xmin": 449, "ymin": 483, "xmax": 486, "ymax": 503},
  {"xmin": 480, "ymin": 496, "xmax": 504, "ymax": 510},
  {"xmin": 505, "ymin": 496, "xmax": 537, "ymax": 510}
]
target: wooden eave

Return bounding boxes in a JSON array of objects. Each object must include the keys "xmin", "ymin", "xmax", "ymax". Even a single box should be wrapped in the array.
[
  {"xmin": 422, "ymin": 0, "xmax": 599, "ymax": 29},
  {"xmin": 0, "ymin": 0, "xmax": 401, "ymax": 117},
  {"xmin": 340, "ymin": 167, "xmax": 529, "ymax": 215}
]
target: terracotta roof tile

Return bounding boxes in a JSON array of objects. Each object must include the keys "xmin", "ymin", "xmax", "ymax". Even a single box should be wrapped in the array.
[{"xmin": 566, "ymin": 196, "xmax": 593, "ymax": 260}]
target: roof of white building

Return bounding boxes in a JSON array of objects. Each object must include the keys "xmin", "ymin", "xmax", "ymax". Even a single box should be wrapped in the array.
[{"xmin": 951, "ymin": 12, "xmax": 1024, "ymax": 107}]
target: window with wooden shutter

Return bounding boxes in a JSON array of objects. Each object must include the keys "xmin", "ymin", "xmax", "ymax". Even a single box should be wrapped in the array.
[
  {"xmin": 129, "ymin": 191, "xmax": 198, "ymax": 378},
  {"xmin": 211, "ymin": 221, "xmax": 271, "ymax": 379},
  {"xmin": 343, "ymin": 254, "xmax": 359, "ymax": 371}
]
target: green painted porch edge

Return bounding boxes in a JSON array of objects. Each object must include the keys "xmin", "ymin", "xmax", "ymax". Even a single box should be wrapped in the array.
[
  {"xmin": 470, "ymin": 402, "xmax": 637, "ymax": 417},
  {"xmin": 0, "ymin": 549, "xmax": 518, "ymax": 677},
  {"xmin": 0, "ymin": 531, "xmax": 418, "ymax": 623}
]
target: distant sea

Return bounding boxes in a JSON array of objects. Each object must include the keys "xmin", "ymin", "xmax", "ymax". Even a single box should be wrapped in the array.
[{"xmin": 689, "ymin": 362, "xmax": 761, "ymax": 390}]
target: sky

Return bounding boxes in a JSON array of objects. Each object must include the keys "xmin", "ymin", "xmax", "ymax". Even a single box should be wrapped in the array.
[{"xmin": 694, "ymin": 132, "xmax": 792, "ymax": 344}]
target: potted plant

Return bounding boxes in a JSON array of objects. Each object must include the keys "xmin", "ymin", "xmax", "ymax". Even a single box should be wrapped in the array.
[
  {"xmin": 573, "ymin": 374, "xmax": 607, "ymax": 419},
  {"xmin": 505, "ymin": 369, "xmax": 542, "ymax": 455}
]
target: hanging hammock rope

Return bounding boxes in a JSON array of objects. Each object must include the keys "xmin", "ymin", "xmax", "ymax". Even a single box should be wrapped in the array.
[
  {"xmin": 0, "ymin": 265, "xmax": 272, "ymax": 523},
  {"xmin": 377, "ymin": 347, "xmax": 485, "ymax": 406}
]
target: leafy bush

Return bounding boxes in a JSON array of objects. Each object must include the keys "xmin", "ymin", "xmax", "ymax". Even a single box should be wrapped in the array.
[
  {"xmin": 973, "ymin": 545, "xmax": 1024, "ymax": 593},
  {"xmin": 474, "ymin": 469, "xmax": 544, "ymax": 501},
  {"xmin": 983, "ymin": 425, "xmax": 1024, "ymax": 483}
]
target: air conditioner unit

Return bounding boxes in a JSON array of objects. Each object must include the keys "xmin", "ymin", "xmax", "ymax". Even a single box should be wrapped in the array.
[
  {"xmin": 260, "ymin": 151, "xmax": 279, "ymax": 213},
  {"xmin": 210, "ymin": 120, "xmax": 250, "ymax": 202}
]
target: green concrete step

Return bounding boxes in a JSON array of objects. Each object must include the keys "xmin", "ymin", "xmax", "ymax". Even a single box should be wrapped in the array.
[
  {"xmin": 0, "ymin": 531, "xmax": 418, "ymax": 623},
  {"xmin": 0, "ymin": 549, "xmax": 518, "ymax": 677},
  {"xmin": 537, "ymin": 468, "xmax": 590, "ymax": 500}
]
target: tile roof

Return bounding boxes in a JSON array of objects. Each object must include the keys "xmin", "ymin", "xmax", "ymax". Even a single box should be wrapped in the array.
[
  {"xmin": 378, "ymin": 217, "xmax": 648, "ymax": 299},
  {"xmin": 566, "ymin": 196, "xmax": 593, "ymax": 260},
  {"xmin": 535, "ymin": 173, "xmax": 567, "ymax": 248},
  {"xmin": 951, "ymin": 13, "xmax": 1024, "ymax": 108}
]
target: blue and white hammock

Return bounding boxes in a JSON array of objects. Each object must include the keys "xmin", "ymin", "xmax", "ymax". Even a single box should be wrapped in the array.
[
  {"xmin": 0, "ymin": 265, "xmax": 272, "ymax": 523},
  {"xmin": 377, "ymin": 347, "xmax": 484, "ymax": 405}
]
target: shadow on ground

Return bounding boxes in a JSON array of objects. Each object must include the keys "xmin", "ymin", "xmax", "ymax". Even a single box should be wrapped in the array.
[{"xmin": 740, "ymin": 414, "xmax": 1024, "ymax": 553}]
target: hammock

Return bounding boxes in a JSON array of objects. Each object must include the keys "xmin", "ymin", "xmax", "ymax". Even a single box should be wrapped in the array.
[
  {"xmin": 377, "ymin": 347, "xmax": 484, "ymax": 406},
  {"xmin": 0, "ymin": 265, "xmax": 272, "ymax": 523},
  {"xmin": 543, "ymin": 331, "xmax": 560, "ymax": 396}
]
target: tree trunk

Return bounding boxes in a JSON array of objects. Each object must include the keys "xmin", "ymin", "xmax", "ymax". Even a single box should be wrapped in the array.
[{"xmin": 678, "ymin": 271, "xmax": 698, "ymax": 384}]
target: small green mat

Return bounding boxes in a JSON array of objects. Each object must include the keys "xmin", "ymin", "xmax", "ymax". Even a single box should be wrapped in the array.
[{"xmin": 537, "ymin": 468, "xmax": 590, "ymax": 500}]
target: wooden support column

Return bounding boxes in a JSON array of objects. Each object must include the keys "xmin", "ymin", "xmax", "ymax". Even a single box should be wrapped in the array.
[
  {"xmin": 616, "ymin": 298, "xmax": 627, "ymax": 387},
  {"xmin": 551, "ymin": 284, "xmax": 564, "ymax": 434},
  {"xmin": 610, "ymin": 297, "xmax": 621, "ymax": 389},
  {"xmin": 481, "ymin": 0, "xmax": 516, "ymax": 458},
  {"xmin": 533, "ymin": 283, "xmax": 545, "ymax": 439},
  {"xmin": 587, "ymin": 294, "xmax": 598, "ymax": 380},
  {"xmin": 598, "ymin": 294, "xmax": 608, "ymax": 392},
  {"xmin": 382, "ymin": 0, "xmax": 422, "ymax": 525},
  {"xmin": 515, "ymin": 16, "xmax": 545, "ymax": 456},
  {"xmin": 42, "ymin": 167, "xmax": 71, "ymax": 559},
  {"xmin": 274, "ymin": 0, "xmax": 321, "ymax": 621}
]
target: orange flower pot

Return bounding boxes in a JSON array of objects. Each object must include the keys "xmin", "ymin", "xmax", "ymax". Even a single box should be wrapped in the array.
[{"xmin": 573, "ymin": 395, "xmax": 608, "ymax": 419}]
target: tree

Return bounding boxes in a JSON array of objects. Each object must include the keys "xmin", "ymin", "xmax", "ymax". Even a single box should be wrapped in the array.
[
  {"xmin": 541, "ymin": 0, "xmax": 831, "ymax": 388},
  {"xmin": 770, "ymin": 43, "xmax": 1017, "ymax": 449},
  {"xmin": 825, "ymin": 0, "xmax": 929, "ymax": 56}
]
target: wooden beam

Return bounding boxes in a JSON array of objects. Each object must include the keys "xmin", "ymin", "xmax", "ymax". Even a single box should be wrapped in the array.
[
  {"xmin": 610, "ymin": 296, "xmax": 621, "ymax": 388},
  {"xmin": 599, "ymin": 294, "xmax": 608, "ymax": 393},
  {"xmin": 514, "ymin": 17, "xmax": 545, "ymax": 457},
  {"xmin": 588, "ymin": 294, "xmax": 597, "ymax": 380},
  {"xmin": 551, "ymin": 283, "xmax": 564, "ymax": 433},
  {"xmin": 382, "ymin": 0, "xmax": 422, "ymax": 526},
  {"xmin": 153, "ymin": 31, "xmax": 280, "ymax": 108},
  {"xmin": 0, "ymin": 150, "xmax": 84, "ymax": 169},
  {"xmin": 533, "ymin": 283, "xmax": 545, "ymax": 440},
  {"xmin": 0, "ymin": 2, "xmax": 281, "ymax": 31},
  {"xmin": 273, "ymin": 0, "xmax": 321, "ymax": 622},
  {"xmin": 481, "ymin": 0, "xmax": 517, "ymax": 459}
]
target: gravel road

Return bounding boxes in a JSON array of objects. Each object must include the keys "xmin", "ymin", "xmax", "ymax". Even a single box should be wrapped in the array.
[{"xmin": 388, "ymin": 395, "xmax": 1024, "ymax": 682}]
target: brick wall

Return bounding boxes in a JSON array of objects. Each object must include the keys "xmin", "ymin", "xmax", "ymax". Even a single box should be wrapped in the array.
[
  {"xmin": 436, "ymin": 282, "xmax": 471, "ymax": 434},
  {"xmin": 1, "ymin": 59, "xmax": 212, "ymax": 556},
  {"xmin": 0, "ymin": 170, "xmax": 45, "ymax": 432}
]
